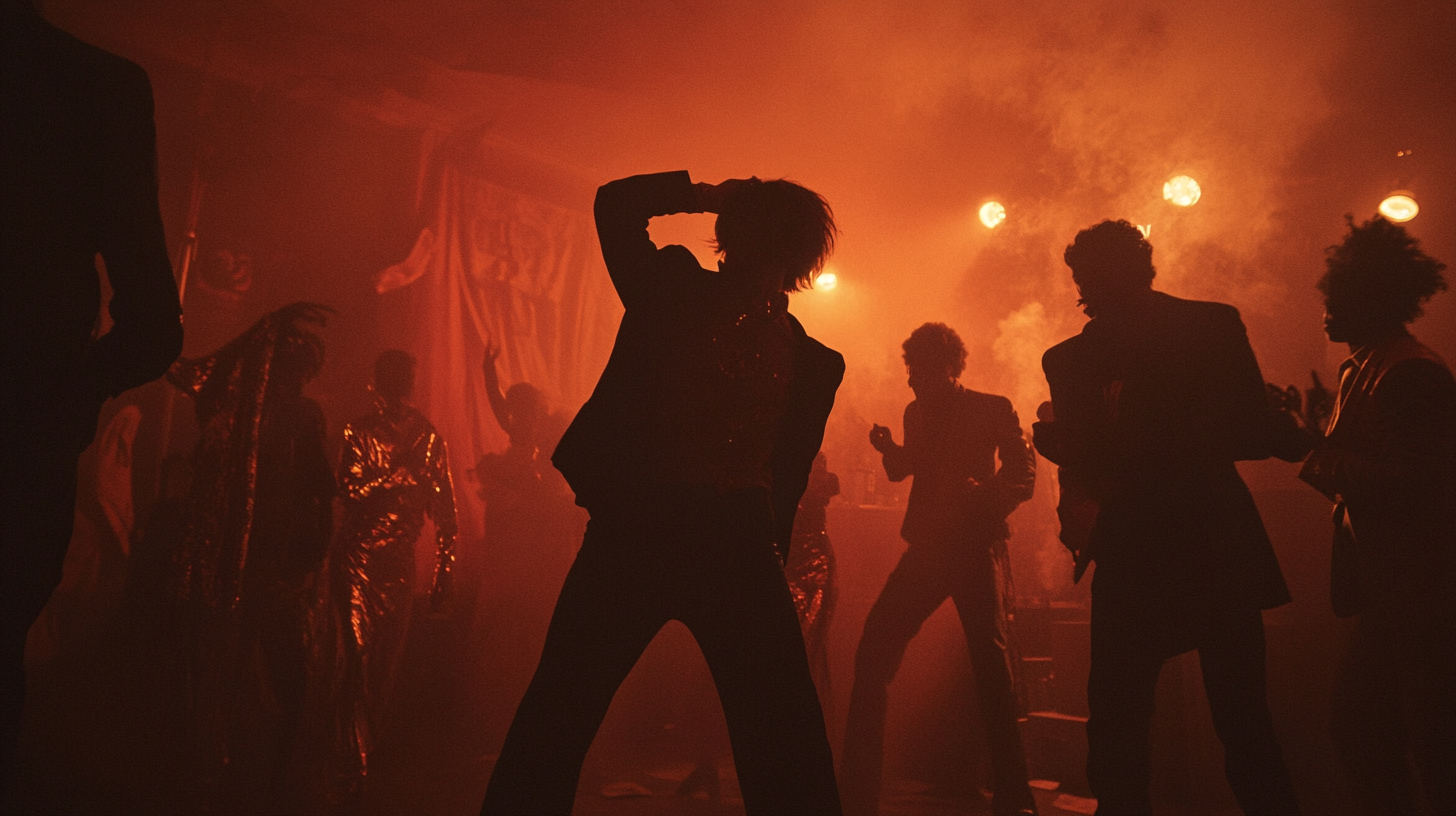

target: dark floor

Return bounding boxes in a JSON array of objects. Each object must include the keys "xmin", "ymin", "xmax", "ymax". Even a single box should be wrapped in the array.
[{"xmin": 7, "ymin": 494, "xmax": 1356, "ymax": 815}]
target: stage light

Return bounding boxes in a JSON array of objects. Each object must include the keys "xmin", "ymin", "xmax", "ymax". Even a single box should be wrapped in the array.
[
  {"xmin": 817, "ymin": 271, "xmax": 839, "ymax": 290},
  {"xmin": 1163, "ymin": 175, "xmax": 1201, "ymax": 207},
  {"xmin": 979, "ymin": 201, "xmax": 1006, "ymax": 229},
  {"xmin": 1136, "ymin": 224, "xmax": 1152, "ymax": 238},
  {"xmin": 1378, "ymin": 193, "xmax": 1418, "ymax": 222}
]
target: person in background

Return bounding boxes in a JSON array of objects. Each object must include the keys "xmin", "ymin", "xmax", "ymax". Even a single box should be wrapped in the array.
[
  {"xmin": 478, "ymin": 345, "xmax": 550, "ymax": 493},
  {"xmin": 331, "ymin": 349, "xmax": 458, "ymax": 802},
  {"xmin": 2, "ymin": 0, "xmax": 182, "ymax": 791},
  {"xmin": 482, "ymin": 171, "xmax": 844, "ymax": 815},
  {"xmin": 1299, "ymin": 215, "xmax": 1454, "ymax": 816},
  {"xmin": 1033, "ymin": 220, "xmax": 1308, "ymax": 816},
  {"xmin": 842, "ymin": 322, "xmax": 1037, "ymax": 816},
  {"xmin": 167, "ymin": 302, "xmax": 334, "ymax": 811}
]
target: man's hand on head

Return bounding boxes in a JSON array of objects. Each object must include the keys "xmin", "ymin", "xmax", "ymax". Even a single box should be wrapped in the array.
[{"xmin": 695, "ymin": 178, "xmax": 755, "ymax": 214}]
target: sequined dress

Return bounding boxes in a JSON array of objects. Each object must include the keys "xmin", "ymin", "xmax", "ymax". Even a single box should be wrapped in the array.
[
  {"xmin": 786, "ymin": 460, "xmax": 839, "ymax": 692},
  {"xmin": 333, "ymin": 402, "xmax": 457, "ymax": 783}
]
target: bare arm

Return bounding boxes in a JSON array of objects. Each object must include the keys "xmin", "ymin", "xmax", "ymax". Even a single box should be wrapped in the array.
[{"xmin": 482, "ymin": 342, "xmax": 511, "ymax": 436}]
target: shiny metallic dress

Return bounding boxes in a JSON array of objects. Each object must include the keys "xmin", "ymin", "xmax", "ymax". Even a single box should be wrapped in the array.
[
  {"xmin": 786, "ymin": 455, "xmax": 840, "ymax": 694},
  {"xmin": 333, "ymin": 401, "xmax": 457, "ymax": 786}
]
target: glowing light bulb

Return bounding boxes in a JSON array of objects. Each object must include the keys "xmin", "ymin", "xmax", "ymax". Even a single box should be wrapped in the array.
[
  {"xmin": 1378, "ymin": 193, "xmax": 1418, "ymax": 222},
  {"xmin": 817, "ymin": 271, "xmax": 839, "ymax": 290},
  {"xmin": 979, "ymin": 201, "xmax": 1006, "ymax": 229},
  {"xmin": 1163, "ymin": 175, "xmax": 1201, "ymax": 207}
]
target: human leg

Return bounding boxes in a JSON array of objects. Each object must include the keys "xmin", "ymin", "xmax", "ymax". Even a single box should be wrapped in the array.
[
  {"xmin": 1330, "ymin": 615, "xmax": 1416, "ymax": 815},
  {"xmin": 684, "ymin": 525, "xmax": 840, "ymax": 815},
  {"xmin": 1084, "ymin": 599, "xmax": 1163, "ymax": 816},
  {"xmin": 1390, "ymin": 607, "xmax": 1456, "ymax": 813},
  {"xmin": 250, "ymin": 590, "xmax": 314, "ymax": 805},
  {"xmin": 951, "ymin": 543, "xmax": 1034, "ymax": 815},
  {"xmin": 480, "ymin": 518, "xmax": 666, "ymax": 816},
  {"xmin": 841, "ymin": 545, "xmax": 952, "ymax": 816},
  {"xmin": 1197, "ymin": 607, "xmax": 1300, "ymax": 816}
]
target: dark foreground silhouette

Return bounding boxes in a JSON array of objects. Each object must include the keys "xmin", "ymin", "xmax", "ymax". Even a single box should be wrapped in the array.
[
  {"xmin": 1, "ymin": 0, "xmax": 181, "ymax": 792},
  {"xmin": 482, "ymin": 171, "xmax": 845, "ymax": 815},
  {"xmin": 1301, "ymin": 216, "xmax": 1455, "ymax": 816},
  {"xmin": 1033, "ymin": 221, "xmax": 1308, "ymax": 816}
]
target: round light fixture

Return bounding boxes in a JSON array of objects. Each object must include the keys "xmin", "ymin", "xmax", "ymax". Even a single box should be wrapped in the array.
[
  {"xmin": 979, "ymin": 201, "xmax": 1006, "ymax": 229},
  {"xmin": 1163, "ymin": 175, "xmax": 1201, "ymax": 207},
  {"xmin": 817, "ymin": 271, "xmax": 839, "ymax": 290},
  {"xmin": 1378, "ymin": 193, "xmax": 1418, "ymax": 223}
]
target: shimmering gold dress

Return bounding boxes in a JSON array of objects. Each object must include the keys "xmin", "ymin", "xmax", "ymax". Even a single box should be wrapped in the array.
[{"xmin": 333, "ymin": 401, "xmax": 457, "ymax": 783}]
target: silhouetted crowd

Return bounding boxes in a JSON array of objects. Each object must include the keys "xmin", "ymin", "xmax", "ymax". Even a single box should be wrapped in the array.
[{"xmin": 4, "ymin": 4, "xmax": 1452, "ymax": 816}]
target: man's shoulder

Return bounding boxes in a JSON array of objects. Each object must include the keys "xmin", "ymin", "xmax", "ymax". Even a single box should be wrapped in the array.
[
  {"xmin": 1042, "ymin": 332, "xmax": 1088, "ymax": 373},
  {"xmin": 7, "ymin": 21, "xmax": 152, "ymax": 119},
  {"xmin": 789, "ymin": 313, "xmax": 845, "ymax": 380},
  {"xmin": 955, "ymin": 387, "xmax": 1017, "ymax": 423},
  {"xmin": 36, "ymin": 22, "xmax": 149, "ymax": 93},
  {"xmin": 1154, "ymin": 291, "xmax": 1242, "ymax": 326}
]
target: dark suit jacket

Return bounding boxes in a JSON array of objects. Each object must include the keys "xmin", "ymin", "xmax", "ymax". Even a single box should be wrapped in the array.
[
  {"xmin": 880, "ymin": 385, "xmax": 1035, "ymax": 545},
  {"xmin": 1035, "ymin": 292, "xmax": 1303, "ymax": 620},
  {"xmin": 2, "ymin": 10, "xmax": 182, "ymax": 459},
  {"xmin": 552, "ymin": 171, "xmax": 844, "ymax": 556},
  {"xmin": 1302, "ymin": 333, "xmax": 1456, "ymax": 619}
]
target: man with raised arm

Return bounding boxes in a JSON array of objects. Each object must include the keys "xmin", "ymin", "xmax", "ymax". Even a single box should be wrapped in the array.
[{"xmin": 481, "ymin": 171, "xmax": 844, "ymax": 815}]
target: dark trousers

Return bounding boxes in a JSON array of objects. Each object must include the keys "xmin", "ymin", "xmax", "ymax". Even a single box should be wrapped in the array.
[
  {"xmin": 1, "ymin": 453, "xmax": 79, "ymax": 795},
  {"xmin": 1331, "ymin": 609, "xmax": 1455, "ymax": 816},
  {"xmin": 840, "ymin": 539, "xmax": 1031, "ymax": 816},
  {"xmin": 481, "ymin": 491, "xmax": 841, "ymax": 816},
  {"xmin": 1086, "ymin": 603, "xmax": 1299, "ymax": 816}
]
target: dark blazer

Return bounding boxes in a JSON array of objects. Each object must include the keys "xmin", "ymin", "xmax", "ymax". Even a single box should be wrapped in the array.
[
  {"xmin": 1035, "ymin": 292, "xmax": 1304, "ymax": 616},
  {"xmin": 1302, "ymin": 333, "xmax": 1456, "ymax": 618},
  {"xmin": 2, "ymin": 10, "xmax": 183, "ymax": 456},
  {"xmin": 552, "ymin": 171, "xmax": 844, "ymax": 555},
  {"xmin": 880, "ymin": 385, "xmax": 1035, "ymax": 545}
]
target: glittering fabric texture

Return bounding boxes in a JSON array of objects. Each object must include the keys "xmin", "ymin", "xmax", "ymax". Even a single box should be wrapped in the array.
[
  {"xmin": 657, "ymin": 291, "xmax": 795, "ymax": 491},
  {"xmin": 333, "ymin": 401, "xmax": 457, "ymax": 782},
  {"xmin": 786, "ymin": 457, "xmax": 839, "ymax": 695},
  {"xmin": 165, "ymin": 303, "xmax": 334, "ymax": 808}
]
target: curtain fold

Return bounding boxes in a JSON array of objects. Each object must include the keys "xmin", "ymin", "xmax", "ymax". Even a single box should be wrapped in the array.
[{"xmin": 379, "ymin": 159, "xmax": 620, "ymax": 544}]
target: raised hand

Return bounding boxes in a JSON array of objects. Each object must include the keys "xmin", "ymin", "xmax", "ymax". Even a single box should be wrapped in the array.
[
  {"xmin": 868, "ymin": 424, "xmax": 896, "ymax": 454},
  {"xmin": 483, "ymin": 341, "xmax": 502, "ymax": 382}
]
